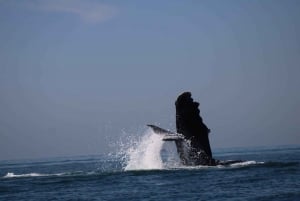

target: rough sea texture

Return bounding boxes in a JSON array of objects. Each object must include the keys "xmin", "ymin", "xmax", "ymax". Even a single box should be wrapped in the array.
[{"xmin": 1, "ymin": 132, "xmax": 299, "ymax": 201}]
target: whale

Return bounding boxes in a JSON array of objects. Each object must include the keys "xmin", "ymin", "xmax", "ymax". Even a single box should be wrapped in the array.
[{"xmin": 148, "ymin": 92, "xmax": 242, "ymax": 166}]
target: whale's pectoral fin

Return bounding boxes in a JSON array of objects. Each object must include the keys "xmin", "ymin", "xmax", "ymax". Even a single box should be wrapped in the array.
[
  {"xmin": 147, "ymin": 124, "xmax": 184, "ymax": 141},
  {"xmin": 147, "ymin": 124, "xmax": 175, "ymax": 135}
]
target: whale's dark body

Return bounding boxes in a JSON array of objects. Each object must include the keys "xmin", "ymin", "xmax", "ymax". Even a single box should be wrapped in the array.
[
  {"xmin": 175, "ymin": 92, "xmax": 215, "ymax": 165},
  {"xmin": 149, "ymin": 92, "xmax": 242, "ymax": 166}
]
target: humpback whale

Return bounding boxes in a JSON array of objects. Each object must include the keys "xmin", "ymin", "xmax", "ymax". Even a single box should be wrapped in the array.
[{"xmin": 148, "ymin": 92, "xmax": 242, "ymax": 166}]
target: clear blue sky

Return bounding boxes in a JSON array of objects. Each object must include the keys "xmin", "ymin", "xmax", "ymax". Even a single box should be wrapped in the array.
[{"xmin": 0, "ymin": 0, "xmax": 299, "ymax": 160}]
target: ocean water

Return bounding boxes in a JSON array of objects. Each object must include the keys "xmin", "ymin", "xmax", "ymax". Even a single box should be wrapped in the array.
[{"xmin": 1, "ymin": 130, "xmax": 299, "ymax": 201}]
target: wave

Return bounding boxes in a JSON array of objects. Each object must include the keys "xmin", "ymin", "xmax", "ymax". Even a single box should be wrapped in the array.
[
  {"xmin": 162, "ymin": 160, "xmax": 264, "ymax": 171},
  {"xmin": 226, "ymin": 160, "xmax": 264, "ymax": 167},
  {"xmin": 3, "ymin": 172, "xmax": 64, "ymax": 178},
  {"xmin": 2, "ymin": 161, "xmax": 262, "ymax": 179},
  {"xmin": 2, "ymin": 170, "xmax": 118, "ymax": 179},
  {"xmin": 3, "ymin": 160, "xmax": 297, "ymax": 179}
]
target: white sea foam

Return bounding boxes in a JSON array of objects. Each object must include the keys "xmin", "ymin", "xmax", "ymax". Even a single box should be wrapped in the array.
[
  {"xmin": 229, "ymin": 160, "xmax": 264, "ymax": 167},
  {"xmin": 3, "ymin": 172, "xmax": 64, "ymax": 178},
  {"xmin": 167, "ymin": 160, "xmax": 264, "ymax": 170}
]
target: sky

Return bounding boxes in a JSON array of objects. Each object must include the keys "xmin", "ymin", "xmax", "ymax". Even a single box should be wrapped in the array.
[{"xmin": 0, "ymin": 0, "xmax": 299, "ymax": 160}]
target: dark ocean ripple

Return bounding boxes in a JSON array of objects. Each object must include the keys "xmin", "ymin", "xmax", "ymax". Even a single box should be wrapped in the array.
[{"xmin": 1, "ymin": 145, "xmax": 299, "ymax": 201}]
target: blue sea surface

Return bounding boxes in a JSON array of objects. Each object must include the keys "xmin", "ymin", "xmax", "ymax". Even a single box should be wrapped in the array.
[{"xmin": 1, "ymin": 145, "xmax": 299, "ymax": 201}]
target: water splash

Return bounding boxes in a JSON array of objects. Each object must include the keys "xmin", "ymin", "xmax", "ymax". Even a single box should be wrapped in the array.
[
  {"xmin": 124, "ymin": 129, "xmax": 165, "ymax": 170},
  {"xmin": 116, "ymin": 128, "xmax": 265, "ymax": 171}
]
